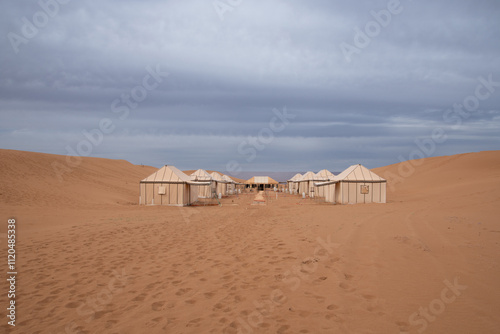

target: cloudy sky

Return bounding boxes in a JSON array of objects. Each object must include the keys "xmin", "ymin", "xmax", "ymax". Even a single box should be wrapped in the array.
[{"xmin": 1, "ymin": 0, "xmax": 499, "ymax": 175}]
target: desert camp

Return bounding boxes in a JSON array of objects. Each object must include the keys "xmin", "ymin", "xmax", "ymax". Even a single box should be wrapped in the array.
[
  {"xmin": 138, "ymin": 164, "xmax": 386, "ymax": 206},
  {"xmin": 2, "ymin": 1, "xmax": 499, "ymax": 333}
]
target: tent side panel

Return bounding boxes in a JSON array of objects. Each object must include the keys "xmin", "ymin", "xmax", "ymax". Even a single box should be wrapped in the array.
[
  {"xmin": 381, "ymin": 182, "xmax": 387, "ymax": 203},
  {"xmin": 348, "ymin": 183, "xmax": 356, "ymax": 204},
  {"xmin": 167, "ymin": 184, "xmax": 175, "ymax": 205},
  {"xmin": 140, "ymin": 183, "xmax": 145, "ymax": 205},
  {"xmin": 146, "ymin": 183, "xmax": 155, "ymax": 205},
  {"xmin": 190, "ymin": 185, "xmax": 198, "ymax": 204},
  {"xmin": 372, "ymin": 183, "xmax": 381, "ymax": 203}
]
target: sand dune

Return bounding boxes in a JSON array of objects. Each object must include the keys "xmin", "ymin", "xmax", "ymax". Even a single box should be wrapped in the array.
[{"xmin": 1, "ymin": 149, "xmax": 499, "ymax": 333}]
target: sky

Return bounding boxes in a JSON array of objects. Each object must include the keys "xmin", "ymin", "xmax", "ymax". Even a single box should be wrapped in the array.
[{"xmin": 1, "ymin": 0, "xmax": 499, "ymax": 176}]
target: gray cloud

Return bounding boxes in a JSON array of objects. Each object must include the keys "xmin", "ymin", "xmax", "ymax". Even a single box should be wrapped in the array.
[{"xmin": 1, "ymin": 0, "xmax": 499, "ymax": 174}]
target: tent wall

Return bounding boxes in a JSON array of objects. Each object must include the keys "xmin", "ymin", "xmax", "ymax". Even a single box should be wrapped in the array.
[
  {"xmin": 194, "ymin": 184, "xmax": 212, "ymax": 198},
  {"xmin": 336, "ymin": 181, "xmax": 387, "ymax": 205},
  {"xmin": 215, "ymin": 182, "xmax": 227, "ymax": 196},
  {"xmin": 323, "ymin": 183, "xmax": 336, "ymax": 203},
  {"xmin": 315, "ymin": 184, "xmax": 327, "ymax": 198},
  {"xmin": 140, "ymin": 182, "xmax": 198, "ymax": 206},
  {"xmin": 299, "ymin": 181, "xmax": 314, "ymax": 196},
  {"xmin": 226, "ymin": 183, "xmax": 235, "ymax": 195}
]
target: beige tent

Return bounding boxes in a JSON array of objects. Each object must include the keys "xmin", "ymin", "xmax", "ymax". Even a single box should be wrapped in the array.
[
  {"xmin": 246, "ymin": 176, "xmax": 279, "ymax": 190},
  {"xmin": 190, "ymin": 169, "xmax": 214, "ymax": 198},
  {"xmin": 210, "ymin": 172, "xmax": 228, "ymax": 197},
  {"xmin": 315, "ymin": 164, "xmax": 386, "ymax": 204},
  {"xmin": 222, "ymin": 174, "xmax": 236, "ymax": 195},
  {"xmin": 140, "ymin": 165, "xmax": 209, "ymax": 206},
  {"xmin": 314, "ymin": 169, "xmax": 335, "ymax": 198},
  {"xmin": 287, "ymin": 173, "xmax": 302, "ymax": 194},
  {"xmin": 297, "ymin": 171, "xmax": 319, "ymax": 196}
]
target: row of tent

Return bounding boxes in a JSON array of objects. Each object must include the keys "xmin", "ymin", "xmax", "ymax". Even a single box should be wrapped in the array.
[
  {"xmin": 287, "ymin": 164, "xmax": 387, "ymax": 204},
  {"xmin": 139, "ymin": 163, "xmax": 387, "ymax": 206},
  {"xmin": 139, "ymin": 165, "xmax": 245, "ymax": 206}
]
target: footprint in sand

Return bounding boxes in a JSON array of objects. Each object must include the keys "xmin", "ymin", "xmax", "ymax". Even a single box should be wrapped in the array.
[
  {"xmin": 152, "ymin": 301, "xmax": 166, "ymax": 311},
  {"xmin": 339, "ymin": 282, "xmax": 356, "ymax": 293},
  {"xmin": 175, "ymin": 288, "xmax": 192, "ymax": 296},
  {"xmin": 277, "ymin": 325, "xmax": 291, "ymax": 333},
  {"xmin": 132, "ymin": 293, "xmax": 147, "ymax": 302},
  {"xmin": 327, "ymin": 304, "xmax": 339, "ymax": 310},
  {"xmin": 395, "ymin": 320, "xmax": 410, "ymax": 332},
  {"xmin": 105, "ymin": 320, "xmax": 118, "ymax": 329},
  {"xmin": 204, "ymin": 292, "xmax": 216, "ymax": 299},
  {"xmin": 186, "ymin": 318, "xmax": 203, "ymax": 328},
  {"xmin": 65, "ymin": 301, "xmax": 80, "ymax": 309},
  {"xmin": 145, "ymin": 317, "xmax": 163, "ymax": 328}
]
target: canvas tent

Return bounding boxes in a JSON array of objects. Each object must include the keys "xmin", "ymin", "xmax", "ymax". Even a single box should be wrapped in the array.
[
  {"xmin": 140, "ymin": 165, "xmax": 210, "ymax": 206},
  {"xmin": 222, "ymin": 174, "xmax": 236, "ymax": 195},
  {"xmin": 315, "ymin": 164, "xmax": 386, "ymax": 204},
  {"xmin": 210, "ymin": 172, "xmax": 228, "ymax": 197},
  {"xmin": 297, "ymin": 171, "xmax": 319, "ymax": 196},
  {"xmin": 314, "ymin": 169, "xmax": 335, "ymax": 198},
  {"xmin": 190, "ymin": 169, "xmax": 214, "ymax": 198},
  {"xmin": 287, "ymin": 173, "xmax": 302, "ymax": 194},
  {"xmin": 246, "ymin": 176, "xmax": 279, "ymax": 190}
]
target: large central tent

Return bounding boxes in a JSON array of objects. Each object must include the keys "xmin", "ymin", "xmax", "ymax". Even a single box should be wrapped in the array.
[
  {"xmin": 140, "ymin": 165, "xmax": 210, "ymax": 206},
  {"xmin": 246, "ymin": 176, "xmax": 279, "ymax": 190}
]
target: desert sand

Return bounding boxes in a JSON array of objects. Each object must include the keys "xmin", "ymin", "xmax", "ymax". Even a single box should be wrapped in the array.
[{"xmin": 1, "ymin": 149, "xmax": 499, "ymax": 334}]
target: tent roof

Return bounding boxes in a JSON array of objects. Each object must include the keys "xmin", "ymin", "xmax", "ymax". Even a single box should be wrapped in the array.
[
  {"xmin": 288, "ymin": 173, "xmax": 303, "ymax": 182},
  {"xmin": 222, "ymin": 175, "xmax": 235, "ymax": 183},
  {"xmin": 246, "ymin": 176, "xmax": 279, "ymax": 184},
  {"xmin": 210, "ymin": 171, "xmax": 227, "ymax": 182},
  {"xmin": 297, "ymin": 171, "xmax": 318, "ymax": 182},
  {"xmin": 334, "ymin": 164, "xmax": 386, "ymax": 182},
  {"xmin": 315, "ymin": 169, "xmax": 335, "ymax": 181},
  {"xmin": 315, "ymin": 164, "xmax": 385, "ymax": 186},
  {"xmin": 191, "ymin": 169, "xmax": 213, "ymax": 181},
  {"xmin": 141, "ymin": 165, "xmax": 193, "ymax": 183}
]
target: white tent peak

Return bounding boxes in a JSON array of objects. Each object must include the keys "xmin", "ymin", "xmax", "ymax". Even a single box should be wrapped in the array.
[
  {"xmin": 222, "ymin": 174, "xmax": 235, "ymax": 183},
  {"xmin": 141, "ymin": 165, "xmax": 192, "ymax": 183},
  {"xmin": 315, "ymin": 169, "xmax": 335, "ymax": 181},
  {"xmin": 210, "ymin": 171, "xmax": 228, "ymax": 183},
  {"xmin": 298, "ymin": 171, "xmax": 319, "ymax": 181},
  {"xmin": 334, "ymin": 164, "xmax": 385, "ymax": 182},
  {"xmin": 288, "ymin": 173, "xmax": 302, "ymax": 182},
  {"xmin": 190, "ymin": 169, "xmax": 213, "ymax": 181}
]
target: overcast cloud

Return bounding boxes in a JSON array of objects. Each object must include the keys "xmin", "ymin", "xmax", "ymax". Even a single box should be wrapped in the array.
[{"xmin": 1, "ymin": 0, "xmax": 499, "ymax": 174}]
